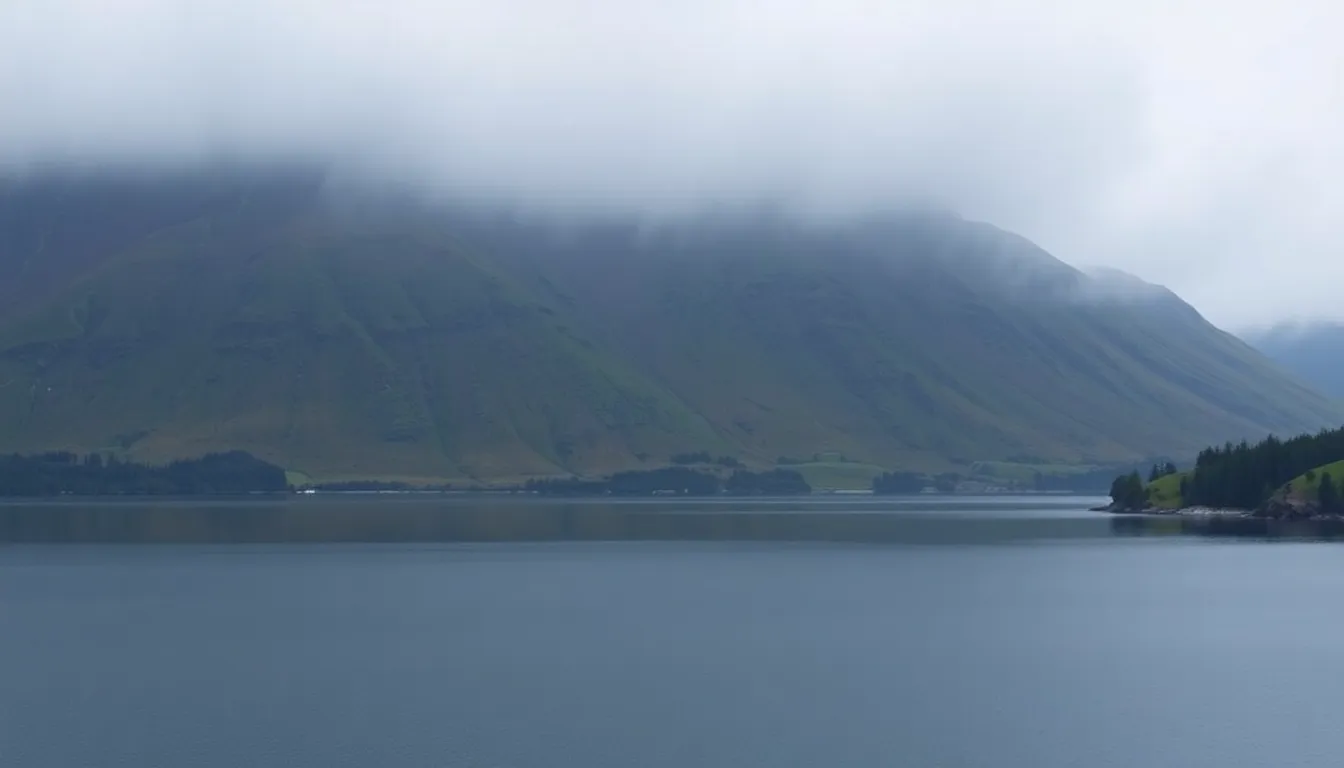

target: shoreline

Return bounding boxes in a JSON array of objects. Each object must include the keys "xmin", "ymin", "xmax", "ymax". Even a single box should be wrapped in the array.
[
  {"xmin": 1096, "ymin": 503, "xmax": 1344, "ymax": 522},
  {"xmin": 1092, "ymin": 504, "xmax": 1252, "ymax": 518}
]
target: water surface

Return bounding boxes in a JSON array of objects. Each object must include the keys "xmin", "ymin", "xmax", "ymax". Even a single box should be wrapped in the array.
[{"xmin": 2, "ymin": 496, "xmax": 1337, "ymax": 767}]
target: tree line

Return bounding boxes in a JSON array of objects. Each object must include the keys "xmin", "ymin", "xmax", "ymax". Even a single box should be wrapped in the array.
[
  {"xmin": 0, "ymin": 451, "xmax": 289, "ymax": 496},
  {"xmin": 525, "ymin": 467, "xmax": 811, "ymax": 496},
  {"xmin": 872, "ymin": 471, "xmax": 927, "ymax": 495},
  {"xmin": 1148, "ymin": 462, "xmax": 1179, "ymax": 482},
  {"xmin": 1109, "ymin": 471, "xmax": 1146, "ymax": 510},
  {"xmin": 875, "ymin": 465, "xmax": 1157, "ymax": 496},
  {"xmin": 1106, "ymin": 461, "xmax": 1181, "ymax": 510},
  {"xmin": 1109, "ymin": 424, "xmax": 1344, "ymax": 510},
  {"xmin": 1183, "ymin": 426, "xmax": 1344, "ymax": 509}
]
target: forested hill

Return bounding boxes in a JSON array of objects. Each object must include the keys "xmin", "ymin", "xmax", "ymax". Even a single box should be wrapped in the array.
[
  {"xmin": 1111, "ymin": 425, "xmax": 1344, "ymax": 513},
  {"xmin": 1183, "ymin": 427, "xmax": 1344, "ymax": 510},
  {"xmin": 0, "ymin": 169, "xmax": 1339, "ymax": 482}
]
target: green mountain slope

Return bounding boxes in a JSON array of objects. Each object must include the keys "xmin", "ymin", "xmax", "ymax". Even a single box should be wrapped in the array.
[
  {"xmin": 0, "ymin": 171, "xmax": 1339, "ymax": 480},
  {"xmin": 0, "ymin": 177, "xmax": 725, "ymax": 481},
  {"xmin": 451, "ymin": 211, "xmax": 1342, "ymax": 469}
]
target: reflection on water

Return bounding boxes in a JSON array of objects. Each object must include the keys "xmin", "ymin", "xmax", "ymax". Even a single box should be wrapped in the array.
[
  {"xmin": 9, "ymin": 496, "xmax": 1344, "ymax": 768},
  {"xmin": 8, "ymin": 495, "xmax": 1344, "ymax": 544},
  {"xmin": 0, "ymin": 495, "xmax": 1118, "ymax": 545},
  {"xmin": 1109, "ymin": 513, "xmax": 1344, "ymax": 540}
]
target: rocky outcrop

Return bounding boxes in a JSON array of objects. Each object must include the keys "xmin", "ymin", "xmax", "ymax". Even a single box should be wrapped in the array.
[
  {"xmin": 1255, "ymin": 490, "xmax": 1321, "ymax": 520},
  {"xmin": 1094, "ymin": 502, "xmax": 1250, "ymax": 518},
  {"xmin": 1096, "ymin": 503, "xmax": 1163, "ymax": 514}
]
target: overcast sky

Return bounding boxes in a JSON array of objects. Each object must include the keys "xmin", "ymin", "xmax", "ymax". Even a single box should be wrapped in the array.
[{"xmin": 2, "ymin": 0, "xmax": 1341, "ymax": 329}]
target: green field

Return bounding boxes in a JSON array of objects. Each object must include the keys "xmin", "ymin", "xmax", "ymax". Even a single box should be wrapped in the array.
[
  {"xmin": 791, "ymin": 462, "xmax": 888, "ymax": 491},
  {"xmin": 1146, "ymin": 472, "xmax": 1188, "ymax": 509}
]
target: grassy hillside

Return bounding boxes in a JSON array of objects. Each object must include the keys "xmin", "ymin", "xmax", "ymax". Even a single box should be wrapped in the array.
[
  {"xmin": 1283, "ymin": 460, "xmax": 1344, "ymax": 499},
  {"xmin": 1, "ymin": 171, "xmax": 1340, "ymax": 481},
  {"xmin": 1146, "ymin": 472, "xmax": 1188, "ymax": 509},
  {"xmin": 0, "ymin": 185, "xmax": 727, "ymax": 481},
  {"xmin": 459, "ymin": 213, "xmax": 1343, "ymax": 468}
]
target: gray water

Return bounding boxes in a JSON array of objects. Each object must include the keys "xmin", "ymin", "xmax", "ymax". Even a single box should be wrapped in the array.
[{"xmin": 1, "ymin": 496, "xmax": 1340, "ymax": 767}]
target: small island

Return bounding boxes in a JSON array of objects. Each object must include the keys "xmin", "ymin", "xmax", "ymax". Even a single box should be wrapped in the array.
[{"xmin": 1101, "ymin": 424, "xmax": 1344, "ymax": 520}]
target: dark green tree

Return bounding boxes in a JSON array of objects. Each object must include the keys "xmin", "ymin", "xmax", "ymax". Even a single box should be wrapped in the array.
[
  {"xmin": 607, "ymin": 467, "xmax": 721, "ymax": 496},
  {"xmin": 1320, "ymin": 473, "xmax": 1340, "ymax": 514},
  {"xmin": 933, "ymin": 472, "xmax": 961, "ymax": 494},
  {"xmin": 0, "ymin": 451, "xmax": 286, "ymax": 496},
  {"xmin": 1109, "ymin": 470, "xmax": 1146, "ymax": 510},
  {"xmin": 1180, "ymin": 426, "xmax": 1344, "ymax": 510},
  {"xmin": 725, "ymin": 469, "xmax": 811, "ymax": 496},
  {"xmin": 873, "ymin": 471, "xmax": 927, "ymax": 495}
]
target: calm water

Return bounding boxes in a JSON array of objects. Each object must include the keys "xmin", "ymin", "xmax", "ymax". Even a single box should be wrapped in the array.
[{"xmin": 2, "ymin": 496, "xmax": 1341, "ymax": 767}]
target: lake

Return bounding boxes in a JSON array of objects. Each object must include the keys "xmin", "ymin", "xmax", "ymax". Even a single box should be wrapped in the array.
[{"xmin": 2, "ymin": 495, "xmax": 1340, "ymax": 767}]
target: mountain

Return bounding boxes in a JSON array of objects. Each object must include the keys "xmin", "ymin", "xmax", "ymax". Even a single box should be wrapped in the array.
[
  {"xmin": 0, "ymin": 171, "xmax": 727, "ymax": 482},
  {"xmin": 0, "ymin": 169, "xmax": 1338, "ymax": 482},
  {"xmin": 448, "ymin": 210, "xmax": 1342, "ymax": 465},
  {"xmin": 1244, "ymin": 322, "xmax": 1344, "ymax": 400}
]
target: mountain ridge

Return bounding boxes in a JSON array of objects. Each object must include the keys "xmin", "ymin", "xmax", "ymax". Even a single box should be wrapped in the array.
[
  {"xmin": 1245, "ymin": 321, "xmax": 1344, "ymax": 400},
  {"xmin": 0, "ymin": 169, "xmax": 1338, "ymax": 481}
]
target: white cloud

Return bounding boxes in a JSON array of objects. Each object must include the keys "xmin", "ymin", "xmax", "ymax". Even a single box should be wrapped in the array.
[{"xmin": 2, "ymin": 0, "xmax": 1341, "ymax": 328}]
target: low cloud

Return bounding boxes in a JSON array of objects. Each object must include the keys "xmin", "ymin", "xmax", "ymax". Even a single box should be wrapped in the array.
[{"xmin": 2, "ymin": 0, "xmax": 1341, "ymax": 329}]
